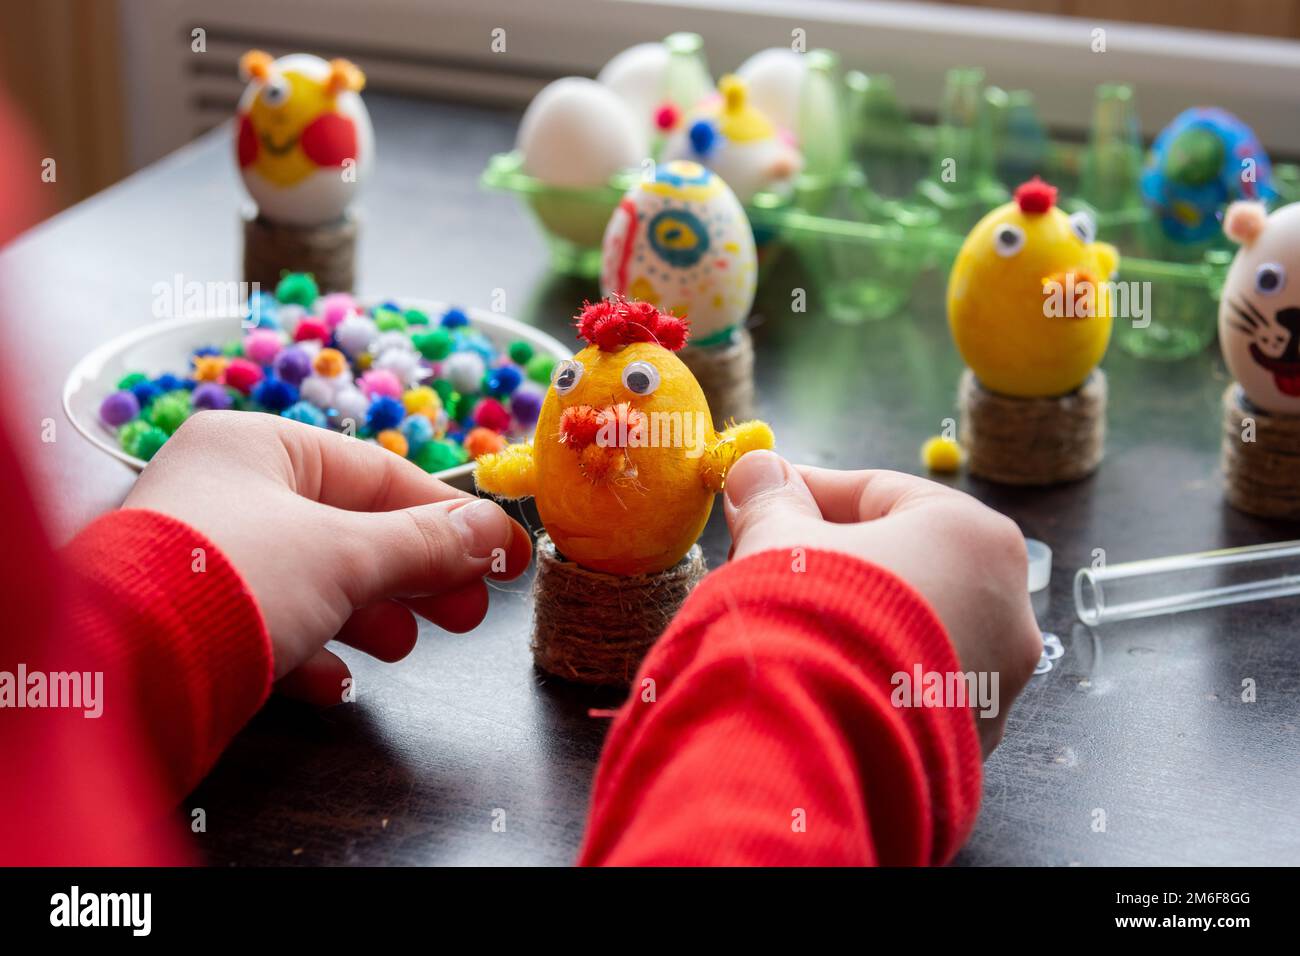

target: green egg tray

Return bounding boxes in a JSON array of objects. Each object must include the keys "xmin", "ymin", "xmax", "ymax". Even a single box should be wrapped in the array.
[{"xmin": 482, "ymin": 70, "xmax": 1300, "ymax": 361}]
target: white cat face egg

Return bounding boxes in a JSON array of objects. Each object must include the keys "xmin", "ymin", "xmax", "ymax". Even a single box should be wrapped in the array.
[
  {"xmin": 601, "ymin": 160, "xmax": 757, "ymax": 341},
  {"xmin": 235, "ymin": 51, "xmax": 373, "ymax": 227},
  {"xmin": 1219, "ymin": 201, "xmax": 1300, "ymax": 415}
]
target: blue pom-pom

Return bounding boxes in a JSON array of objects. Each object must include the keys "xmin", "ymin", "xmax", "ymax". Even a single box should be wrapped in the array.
[
  {"xmin": 192, "ymin": 345, "xmax": 221, "ymax": 359},
  {"xmin": 452, "ymin": 330, "xmax": 496, "ymax": 365},
  {"xmin": 131, "ymin": 381, "xmax": 163, "ymax": 407},
  {"xmin": 366, "ymin": 395, "xmax": 405, "ymax": 432},
  {"xmin": 245, "ymin": 291, "xmax": 280, "ymax": 329},
  {"xmin": 153, "ymin": 373, "xmax": 186, "ymax": 392},
  {"xmin": 252, "ymin": 376, "xmax": 299, "ymax": 412},
  {"xmin": 281, "ymin": 400, "xmax": 329, "ymax": 428},
  {"xmin": 688, "ymin": 119, "xmax": 717, "ymax": 157},
  {"xmin": 441, "ymin": 307, "xmax": 470, "ymax": 329},
  {"xmin": 485, "ymin": 364, "xmax": 523, "ymax": 397},
  {"xmin": 399, "ymin": 414, "xmax": 434, "ymax": 453}
]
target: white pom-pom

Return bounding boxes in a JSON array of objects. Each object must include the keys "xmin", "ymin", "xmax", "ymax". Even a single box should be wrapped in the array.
[
  {"xmin": 335, "ymin": 315, "xmax": 378, "ymax": 357},
  {"xmin": 444, "ymin": 351, "xmax": 486, "ymax": 394}
]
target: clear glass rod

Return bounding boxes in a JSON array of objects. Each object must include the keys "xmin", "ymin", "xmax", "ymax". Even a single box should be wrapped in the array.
[{"xmin": 1074, "ymin": 540, "xmax": 1300, "ymax": 626}]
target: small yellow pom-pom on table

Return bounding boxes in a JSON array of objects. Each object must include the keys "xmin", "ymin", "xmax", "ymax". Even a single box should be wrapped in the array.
[{"xmin": 475, "ymin": 297, "xmax": 774, "ymax": 685}]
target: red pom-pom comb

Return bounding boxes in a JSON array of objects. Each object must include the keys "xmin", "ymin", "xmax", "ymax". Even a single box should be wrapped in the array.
[
  {"xmin": 575, "ymin": 297, "xmax": 690, "ymax": 352},
  {"xmin": 1015, "ymin": 177, "xmax": 1057, "ymax": 215}
]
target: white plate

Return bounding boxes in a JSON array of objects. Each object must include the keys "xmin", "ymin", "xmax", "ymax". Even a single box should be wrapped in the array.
[{"xmin": 63, "ymin": 300, "xmax": 573, "ymax": 489}]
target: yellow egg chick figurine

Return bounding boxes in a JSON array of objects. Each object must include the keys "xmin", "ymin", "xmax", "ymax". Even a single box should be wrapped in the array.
[
  {"xmin": 947, "ymin": 178, "xmax": 1120, "ymax": 398},
  {"xmin": 236, "ymin": 51, "xmax": 373, "ymax": 227},
  {"xmin": 476, "ymin": 298, "xmax": 774, "ymax": 576}
]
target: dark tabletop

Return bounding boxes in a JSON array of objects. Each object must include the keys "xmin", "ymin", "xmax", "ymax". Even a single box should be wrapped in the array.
[{"xmin": 11, "ymin": 94, "xmax": 1298, "ymax": 866}]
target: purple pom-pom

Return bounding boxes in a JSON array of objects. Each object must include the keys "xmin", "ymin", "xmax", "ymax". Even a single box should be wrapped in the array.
[
  {"xmin": 274, "ymin": 346, "xmax": 312, "ymax": 386},
  {"xmin": 510, "ymin": 384, "xmax": 544, "ymax": 427},
  {"xmin": 99, "ymin": 390, "xmax": 140, "ymax": 427},
  {"xmin": 192, "ymin": 382, "xmax": 233, "ymax": 411}
]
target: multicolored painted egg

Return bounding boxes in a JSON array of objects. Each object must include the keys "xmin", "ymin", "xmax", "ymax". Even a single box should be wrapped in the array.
[
  {"xmin": 660, "ymin": 75, "xmax": 801, "ymax": 204},
  {"xmin": 235, "ymin": 51, "xmax": 373, "ymax": 227},
  {"xmin": 601, "ymin": 160, "xmax": 757, "ymax": 343},
  {"xmin": 1140, "ymin": 107, "xmax": 1273, "ymax": 244}
]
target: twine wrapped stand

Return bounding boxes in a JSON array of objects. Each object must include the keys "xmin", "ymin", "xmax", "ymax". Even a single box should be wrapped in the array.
[
  {"xmin": 531, "ymin": 534, "xmax": 707, "ymax": 686},
  {"xmin": 1221, "ymin": 384, "xmax": 1300, "ymax": 519},
  {"xmin": 677, "ymin": 326, "xmax": 755, "ymax": 429},
  {"xmin": 959, "ymin": 368, "xmax": 1107, "ymax": 485},
  {"xmin": 242, "ymin": 212, "xmax": 358, "ymax": 294}
]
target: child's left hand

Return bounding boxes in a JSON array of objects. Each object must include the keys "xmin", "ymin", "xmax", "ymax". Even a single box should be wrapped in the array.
[{"xmin": 122, "ymin": 411, "xmax": 532, "ymax": 704}]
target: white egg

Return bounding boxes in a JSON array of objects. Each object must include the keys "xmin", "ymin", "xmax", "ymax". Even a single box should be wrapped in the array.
[
  {"xmin": 519, "ymin": 77, "xmax": 647, "ymax": 246},
  {"xmin": 736, "ymin": 48, "xmax": 807, "ymax": 135},
  {"xmin": 598, "ymin": 40, "xmax": 713, "ymax": 140},
  {"xmin": 235, "ymin": 52, "xmax": 374, "ymax": 226},
  {"xmin": 601, "ymin": 160, "xmax": 756, "ymax": 342}
]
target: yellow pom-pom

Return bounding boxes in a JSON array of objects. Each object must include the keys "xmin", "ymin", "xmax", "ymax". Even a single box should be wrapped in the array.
[
  {"xmin": 377, "ymin": 429, "xmax": 409, "ymax": 458},
  {"xmin": 403, "ymin": 385, "xmax": 441, "ymax": 416},
  {"xmin": 701, "ymin": 419, "xmax": 775, "ymax": 491},
  {"xmin": 726, "ymin": 419, "xmax": 775, "ymax": 456},
  {"xmin": 193, "ymin": 355, "xmax": 228, "ymax": 382},
  {"xmin": 922, "ymin": 435, "xmax": 963, "ymax": 473},
  {"xmin": 474, "ymin": 442, "xmax": 536, "ymax": 499}
]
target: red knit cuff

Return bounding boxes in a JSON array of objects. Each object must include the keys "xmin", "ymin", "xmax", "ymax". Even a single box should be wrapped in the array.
[
  {"xmin": 678, "ymin": 548, "xmax": 983, "ymax": 862},
  {"xmin": 62, "ymin": 509, "xmax": 273, "ymax": 800}
]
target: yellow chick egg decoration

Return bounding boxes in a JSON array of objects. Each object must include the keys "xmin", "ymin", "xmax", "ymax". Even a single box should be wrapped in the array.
[
  {"xmin": 476, "ymin": 298, "xmax": 774, "ymax": 576},
  {"xmin": 236, "ymin": 51, "xmax": 373, "ymax": 227},
  {"xmin": 947, "ymin": 178, "xmax": 1120, "ymax": 398}
]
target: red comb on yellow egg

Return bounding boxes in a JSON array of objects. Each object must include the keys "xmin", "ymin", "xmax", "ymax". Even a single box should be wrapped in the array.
[
  {"xmin": 1015, "ymin": 177, "xmax": 1058, "ymax": 214},
  {"xmin": 576, "ymin": 297, "xmax": 689, "ymax": 352}
]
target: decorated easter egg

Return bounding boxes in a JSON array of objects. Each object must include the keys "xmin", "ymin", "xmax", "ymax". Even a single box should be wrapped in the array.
[
  {"xmin": 600, "ymin": 160, "xmax": 756, "ymax": 343},
  {"xmin": 735, "ymin": 47, "xmax": 806, "ymax": 136},
  {"xmin": 1140, "ymin": 107, "xmax": 1273, "ymax": 244},
  {"xmin": 518, "ymin": 78, "xmax": 647, "ymax": 246},
  {"xmin": 597, "ymin": 36, "xmax": 713, "ymax": 142},
  {"xmin": 1219, "ymin": 201, "xmax": 1300, "ymax": 415},
  {"xmin": 661, "ymin": 75, "xmax": 802, "ymax": 203},
  {"xmin": 235, "ymin": 51, "xmax": 373, "ymax": 227}
]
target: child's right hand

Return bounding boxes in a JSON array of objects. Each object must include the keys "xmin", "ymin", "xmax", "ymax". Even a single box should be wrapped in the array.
[{"xmin": 723, "ymin": 450, "xmax": 1042, "ymax": 756}]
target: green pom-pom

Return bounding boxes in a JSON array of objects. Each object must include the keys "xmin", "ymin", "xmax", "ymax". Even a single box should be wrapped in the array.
[
  {"xmin": 413, "ymin": 328, "xmax": 453, "ymax": 361},
  {"xmin": 374, "ymin": 308, "xmax": 407, "ymax": 332},
  {"xmin": 415, "ymin": 439, "xmax": 468, "ymax": 473},
  {"xmin": 275, "ymin": 272, "xmax": 319, "ymax": 307},
  {"xmin": 508, "ymin": 340, "xmax": 535, "ymax": 365},
  {"xmin": 133, "ymin": 425, "xmax": 169, "ymax": 461},
  {"xmin": 116, "ymin": 372, "xmax": 148, "ymax": 390},
  {"xmin": 118, "ymin": 419, "xmax": 150, "ymax": 453},
  {"xmin": 525, "ymin": 354, "xmax": 557, "ymax": 384},
  {"xmin": 221, "ymin": 339, "xmax": 244, "ymax": 358},
  {"xmin": 147, "ymin": 392, "xmax": 191, "ymax": 434},
  {"xmin": 449, "ymin": 391, "xmax": 475, "ymax": 423},
  {"xmin": 404, "ymin": 308, "xmax": 430, "ymax": 326}
]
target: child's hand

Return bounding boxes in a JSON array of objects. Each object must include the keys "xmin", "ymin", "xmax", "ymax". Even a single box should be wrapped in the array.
[
  {"xmin": 723, "ymin": 450, "xmax": 1041, "ymax": 755},
  {"xmin": 123, "ymin": 411, "xmax": 532, "ymax": 701}
]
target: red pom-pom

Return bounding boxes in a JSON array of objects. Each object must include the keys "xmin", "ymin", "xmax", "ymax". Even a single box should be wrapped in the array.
[
  {"xmin": 574, "ymin": 297, "xmax": 690, "ymax": 351},
  {"xmin": 472, "ymin": 397, "xmax": 512, "ymax": 433},
  {"xmin": 222, "ymin": 358, "xmax": 263, "ymax": 395},
  {"xmin": 294, "ymin": 318, "xmax": 330, "ymax": 343},
  {"xmin": 654, "ymin": 102, "xmax": 680, "ymax": 131},
  {"xmin": 559, "ymin": 404, "xmax": 601, "ymax": 448},
  {"xmin": 1015, "ymin": 177, "xmax": 1057, "ymax": 215}
]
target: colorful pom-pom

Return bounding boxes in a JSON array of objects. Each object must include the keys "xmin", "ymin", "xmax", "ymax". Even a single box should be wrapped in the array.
[
  {"xmin": 412, "ymin": 328, "xmax": 453, "ymax": 361},
  {"xmin": 444, "ymin": 351, "xmax": 485, "ymax": 395},
  {"xmin": 252, "ymin": 376, "xmax": 299, "ymax": 412},
  {"xmin": 688, "ymin": 118, "xmax": 717, "ymax": 157},
  {"xmin": 132, "ymin": 424, "xmax": 169, "ymax": 461},
  {"xmin": 192, "ymin": 382, "xmax": 233, "ymax": 411},
  {"xmin": 99, "ymin": 390, "xmax": 140, "ymax": 427},
  {"xmin": 116, "ymin": 372, "xmax": 148, "ymax": 390},
  {"xmin": 311, "ymin": 348, "xmax": 346, "ymax": 379},
  {"xmin": 366, "ymin": 395, "xmax": 405, "ymax": 433},
  {"xmin": 485, "ymin": 364, "xmax": 523, "ymax": 397},
  {"xmin": 525, "ymin": 354, "xmax": 557, "ymax": 384},
  {"xmin": 921, "ymin": 435, "xmax": 963, "ymax": 473},
  {"xmin": 399, "ymin": 413, "xmax": 434, "ymax": 453},
  {"xmin": 575, "ymin": 297, "xmax": 688, "ymax": 352},
  {"xmin": 510, "ymin": 384, "xmax": 544, "ymax": 427},
  {"xmin": 359, "ymin": 368, "xmax": 402, "ymax": 400},
  {"xmin": 274, "ymin": 346, "xmax": 312, "ymax": 385},
  {"xmin": 441, "ymin": 307, "xmax": 470, "ymax": 329},
  {"xmin": 130, "ymin": 381, "xmax": 163, "ymax": 408},
  {"xmin": 243, "ymin": 329, "xmax": 283, "ymax": 365},
  {"xmin": 282, "ymin": 400, "xmax": 329, "ymax": 428},
  {"xmin": 147, "ymin": 392, "xmax": 191, "ymax": 434},
  {"xmin": 293, "ymin": 317, "xmax": 329, "ymax": 344},
  {"xmin": 222, "ymin": 358, "xmax": 263, "ymax": 395},
  {"xmin": 414, "ymin": 438, "xmax": 467, "ymax": 473},
  {"xmin": 655, "ymin": 102, "xmax": 681, "ymax": 132},
  {"xmin": 376, "ymin": 428, "xmax": 409, "ymax": 457},
  {"xmin": 318, "ymin": 292, "xmax": 356, "ymax": 329},
  {"xmin": 335, "ymin": 315, "xmax": 378, "ymax": 357},
  {"xmin": 472, "ymin": 397, "xmax": 512, "ymax": 432},
  {"xmin": 117, "ymin": 419, "xmax": 150, "ymax": 454},
  {"xmin": 402, "ymin": 385, "xmax": 440, "ymax": 416},
  {"xmin": 1014, "ymin": 177, "xmax": 1057, "ymax": 215},
  {"xmin": 192, "ymin": 355, "xmax": 228, "ymax": 382},
  {"xmin": 275, "ymin": 271, "xmax": 319, "ymax": 307},
  {"xmin": 333, "ymin": 387, "xmax": 369, "ymax": 430},
  {"xmin": 507, "ymin": 340, "xmax": 534, "ymax": 365},
  {"xmin": 558, "ymin": 404, "xmax": 601, "ymax": 448},
  {"xmin": 463, "ymin": 426, "xmax": 507, "ymax": 459}
]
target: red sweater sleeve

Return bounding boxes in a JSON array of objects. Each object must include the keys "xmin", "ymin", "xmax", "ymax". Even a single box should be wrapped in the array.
[{"xmin": 578, "ymin": 548, "xmax": 983, "ymax": 866}]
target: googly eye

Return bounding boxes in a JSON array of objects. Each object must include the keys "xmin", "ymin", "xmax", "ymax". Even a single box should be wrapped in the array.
[
  {"xmin": 261, "ymin": 76, "xmax": 290, "ymax": 107},
  {"xmin": 621, "ymin": 360, "xmax": 660, "ymax": 396},
  {"xmin": 1255, "ymin": 262, "xmax": 1286, "ymax": 296},
  {"xmin": 993, "ymin": 223, "xmax": 1025, "ymax": 257},
  {"xmin": 1069, "ymin": 211, "xmax": 1096, "ymax": 244},
  {"xmin": 551, "ymin": 360, "xmax": 583, "ymax": 395}
]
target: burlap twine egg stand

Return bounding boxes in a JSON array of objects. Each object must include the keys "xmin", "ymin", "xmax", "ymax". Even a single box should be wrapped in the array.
[
  {"xmin": 958, "ymin": 368, "xmax": 1107, "ymax": 486},
  {"xmin": 677, "ymin": 326, "xmax": 755, "ymax": 430},
  {"xmin": 1221, "ymin": 384, "xmax": 1300, "ymax": 520},
  {"xmin": 531, "ymin": 533, "xmax": 707, "ymax": 686},
  {"xmin": 242, "ymin": 212, "xmax": 358, "ymax": 294}
]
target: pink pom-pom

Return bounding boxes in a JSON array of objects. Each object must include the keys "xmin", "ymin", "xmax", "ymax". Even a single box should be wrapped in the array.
[
  {"xmin": 222, "ymin": 358, "xmax": 263, "ymax": 395},
  {"xmin": 472, "ymin": 397, "xmax": 512, "ymax": 433},
  {"xmin": 318, "ymin": 292, "xmax": 357, "ymax": 329},
  {"xmin": 654, "ymin": 102, "xmax": 680, "ymax": 131},
  {"xmin": 243, "ymin": 329, "xmax": 283, "ymax": 366},
  {"xmin": 359, "ymin": 368, "xmax": 402, "ymax": 400}
]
